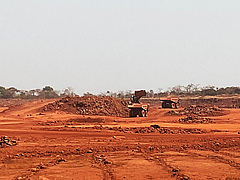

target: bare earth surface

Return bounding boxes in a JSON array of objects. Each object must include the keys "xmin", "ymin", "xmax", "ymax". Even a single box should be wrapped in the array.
[{"xmin": 1, "ymin": 99, "xmax": 240, "ymax": 180}]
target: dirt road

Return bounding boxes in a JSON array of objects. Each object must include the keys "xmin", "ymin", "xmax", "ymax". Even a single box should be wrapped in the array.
[{"xmin": 1, "ymin": 99, "xmax": 240, "ymax": 179}]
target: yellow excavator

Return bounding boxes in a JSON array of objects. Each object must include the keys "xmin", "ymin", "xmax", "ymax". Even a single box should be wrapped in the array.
[{"xmin": 128, "ymin": 90, "xmax": 149, "ymax": 117}]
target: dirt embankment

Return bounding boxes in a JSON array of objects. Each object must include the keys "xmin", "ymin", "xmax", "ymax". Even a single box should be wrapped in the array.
[
  {"xmin": 142, "ymin": 97, "xmax": 240, "ymax": 108},
  {"xmin": 40, "ymin": 96, "xmax": 130, "ymax": 117},
  {"xmin": 180, "ymin": 97, "xmax": 240, "ymax": 108}
]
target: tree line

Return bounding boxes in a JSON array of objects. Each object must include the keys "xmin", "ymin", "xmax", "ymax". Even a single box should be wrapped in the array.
[
  {"xmin": 103, "ymin": 84, "xmax": 240, "ymax": 98},
  {"xmin": 162, "ymin": 84, "xmax": 240, "ymax": 97},
  {"xmin": 0, "ymin": 86, "xmax": 75, "ymax": 99},
  {"xmin": 1, "ymin": 84, "xmax": 240, "ymax": 99}
]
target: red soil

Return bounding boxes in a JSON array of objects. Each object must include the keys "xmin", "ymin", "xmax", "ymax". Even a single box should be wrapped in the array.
[{"xmin": 0, "ymin": 98, "xmax": 240, "ymax": 179}]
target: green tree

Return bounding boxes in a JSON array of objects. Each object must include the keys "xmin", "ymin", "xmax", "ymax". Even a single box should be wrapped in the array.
[
  {"xmin": 201, "ymin": 86, "xmax": 217, "ymax": 96},
  {"xmin": 234, "ymin": 88, "xmax": 240, "ymax": 94},
  {"xmin": 29, "ymin": 89, "xmax": 36, "ymax": 96},
  {"xmin": 83, "ymin": 92, "xmax": 93, "ymax": 96},
  {"xmin": 61, "ymin": 87, "xmax": 76, "ymax": 97},
  {"xmin": 42, "ymin": 86, "xmax": 54, "ymax": 92},
  {"xmin": 3, "ymin": 87, "xmax": 19, "ymax": 98},
  {"xmin": 39, "ymin": 86, "xmax": 59, "ymax": 99},
  {"xmin": 0, "ymin": 86, "xmax": 6, "ymax": 98},
  {"xmin": 117, "ymin": 91, "xmax": 124, "ymax": 98},
  {"xmin": 169, "ymin": 85, "xmax": 185, "ymax": 95}
]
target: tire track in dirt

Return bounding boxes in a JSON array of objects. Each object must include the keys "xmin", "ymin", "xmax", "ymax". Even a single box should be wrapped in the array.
[
  {"xmin": 14, "ymin": 157, "xmax": 66, "ymax": 180},
  {"xmin": 143, "ymin": 153, "xmax": 190, "ymax": 180},
  {"xmin": 187, "ymin": 150, "xmax": 240, "ymax": 171}
]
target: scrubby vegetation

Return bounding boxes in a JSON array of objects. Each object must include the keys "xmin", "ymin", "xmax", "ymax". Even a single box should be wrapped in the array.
[
  {"xmin": 1, "ymin": 84, "xmax": 240, "ymax": 99},
  {"xmin": 0, "ymin": 86, "xmax": 74, "ymax": 99}
]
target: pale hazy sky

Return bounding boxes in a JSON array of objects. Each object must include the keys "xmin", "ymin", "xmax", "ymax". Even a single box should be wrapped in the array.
[{"xmin": 1, "ymin": 0, "xmax": 240, "ymax": 94}]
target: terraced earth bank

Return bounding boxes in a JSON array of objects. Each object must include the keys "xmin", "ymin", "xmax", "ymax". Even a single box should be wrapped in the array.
[{"xmin": 1, "ymin": 96, "xmax": 240, "ymax": 180}]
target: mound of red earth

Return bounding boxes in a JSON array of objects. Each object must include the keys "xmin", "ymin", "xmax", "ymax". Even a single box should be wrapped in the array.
[
  {"xmin": 40, "ymin": 96, "xmax": 130, "ymax": 117},
  {"xmin": 178, "ymin": 115, "xmax": 214, "ymax": 124},
  {"xmin": 165, "ymin": 105, "xmax": 224, "ymax": 124},
  {"xmin": 166, "ymin": 105, "xmax": 225, "ymax": 116}
]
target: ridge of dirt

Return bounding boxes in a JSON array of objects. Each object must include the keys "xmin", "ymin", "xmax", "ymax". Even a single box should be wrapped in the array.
[
  {"xmin": 166, "ymin": 105, "xmax": 225, "ymax": 117},
  {"xmin": 0, "ymin": 99, "xmax": 35, "ymax": 107},
  {"xmin": 39, "ymin": 96, "xmax": 130, "ymax": 117},
  {"xmin": 165, "ymin": 105, "xmax": 227, "ymax": 124}
]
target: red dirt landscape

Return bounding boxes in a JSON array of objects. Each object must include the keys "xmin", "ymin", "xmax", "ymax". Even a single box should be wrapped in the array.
[{"xmin": 1, "ymin": 97, "xmax": 240, "ymax": 180}]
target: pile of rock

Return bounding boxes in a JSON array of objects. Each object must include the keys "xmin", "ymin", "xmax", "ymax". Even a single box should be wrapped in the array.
[
  {"xmin": 92, "ymin": 125, "xmax": 205, "ymax": 134},
  {"xmin": 40, "ymin": 96, "xmax": 130, "ymax": 117},
  {"xmin": 178, "ymin": 115, "xmax": 214, "ymax": 124},
  {"xmin": 166, "ymin": 105, "xmax": 224, "ymax": 123},
  {"xmin": 166, "ymin": 105, "xmax": 224, "ymax": 117},
  {"xmin": 165, "ymin": 105, "xmax": 221, "ymax": 124},
  {"xmin": 0, "ymin": 136, "xmax": 17, "ymax": 148}
]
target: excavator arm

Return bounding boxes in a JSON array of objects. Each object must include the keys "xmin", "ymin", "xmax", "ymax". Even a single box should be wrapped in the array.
[
  {"xmin": 130, "ymin": 90, "xmax": 147, "ymax": 104},
  {"xmin": 128, "ymin": 90, "xmax": 149, "ymax": 117}
]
